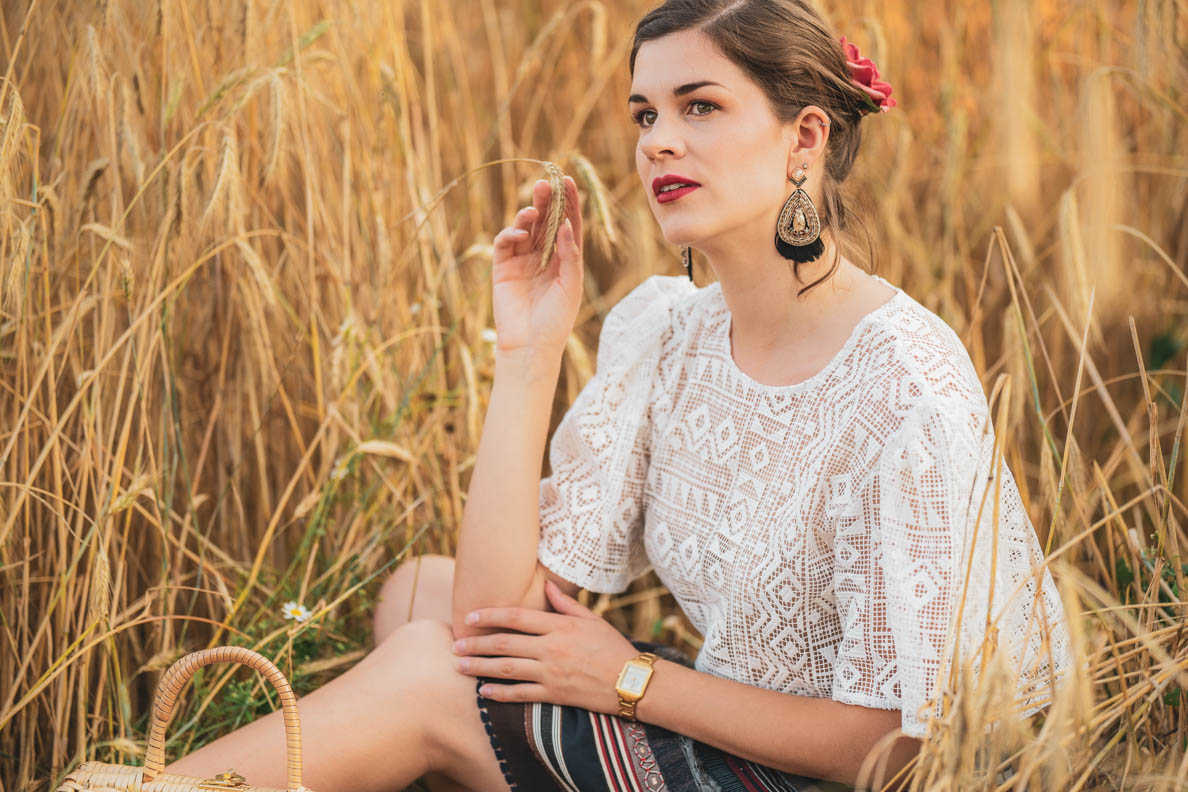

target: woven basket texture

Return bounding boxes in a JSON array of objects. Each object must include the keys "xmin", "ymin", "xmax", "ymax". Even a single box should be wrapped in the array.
[{"xmin": 54, "ymin": 646, "xmax": 314, "ymax": 792}]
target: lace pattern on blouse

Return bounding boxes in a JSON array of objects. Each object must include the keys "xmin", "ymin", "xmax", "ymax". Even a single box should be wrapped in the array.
[{"xmin": 536, "ymin": 274, "xmax": 1073, "ymax": 739}]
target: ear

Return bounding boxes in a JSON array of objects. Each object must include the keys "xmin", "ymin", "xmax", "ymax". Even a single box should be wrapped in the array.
[
  {"xmin": 544, "ymin": 579, "xmax": 594, "ymax": 618},
  {"xmin": 785, "ymin": 104, "xmax": 830, "ymax": 170}
]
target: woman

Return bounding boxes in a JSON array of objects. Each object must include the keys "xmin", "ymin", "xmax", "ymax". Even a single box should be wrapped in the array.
[{"xmin": 166, "ymin": 1, "xmax": 1072, "ymax": 790}]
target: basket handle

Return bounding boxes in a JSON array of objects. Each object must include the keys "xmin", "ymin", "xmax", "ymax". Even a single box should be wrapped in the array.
[{"xmin": 142, "ymin": 646, "xmax": 306, "ymax": 792}]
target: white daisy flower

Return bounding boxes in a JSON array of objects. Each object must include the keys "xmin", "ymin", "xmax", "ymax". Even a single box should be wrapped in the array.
[
  {"xmin": 409, "ymin": 302, "xmax": 422, "ymax": 316},
  {"xmin": 282, "ymin": 600, "xmax": 312, "ymax": 622},
  {"xmin": 480, "ymin": 328, "xmax": 498, "ymax": 344}
]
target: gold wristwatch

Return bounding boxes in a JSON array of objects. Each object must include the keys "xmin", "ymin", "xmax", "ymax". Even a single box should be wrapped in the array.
[{"xmin": 615, "ymin": 651, "xmax": 658, "ymax": 721}]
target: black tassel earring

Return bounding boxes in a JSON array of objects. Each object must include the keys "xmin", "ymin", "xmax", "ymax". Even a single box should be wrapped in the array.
[
  {"xmin": 774, "ymin": 161, "xmax": 824, "ymax": 263},
  {"xmin": 682, "ymin": 245, "xmax": 694, "ymax": 282}
]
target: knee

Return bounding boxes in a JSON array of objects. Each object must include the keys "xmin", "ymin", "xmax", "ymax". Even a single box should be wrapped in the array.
[
  {"xmin": 373, "ymin": 553, "xmax": 455, "ymax": 643},
  {"xmin": 370, "ymin": 618, "xmax": 462, "ymax": 691},
  {"xmin": 364, "ymin": 619, "xmax": 476, "ymax": 773}
]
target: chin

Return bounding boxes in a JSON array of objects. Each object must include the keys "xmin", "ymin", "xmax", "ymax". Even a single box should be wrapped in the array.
[{"xmin": 656, "ymin": 222, "xmax": 700, "ymax": 247}]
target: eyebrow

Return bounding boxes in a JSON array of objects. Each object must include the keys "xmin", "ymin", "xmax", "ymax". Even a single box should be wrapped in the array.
[{"xmin": 627, "ymin": 81, "xmax": 726, "ymax": 105}]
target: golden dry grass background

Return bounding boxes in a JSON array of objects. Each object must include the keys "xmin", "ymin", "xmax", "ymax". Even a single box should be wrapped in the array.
[{"xmin": 1, "ymin": 0, "xmax": 1187, "ymax": 789}]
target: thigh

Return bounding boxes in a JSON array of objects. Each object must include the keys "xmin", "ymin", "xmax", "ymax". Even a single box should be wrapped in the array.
[
  {"xmin": 421, "ymin": 770, "xmax": 475, "ymax": 792},
  {"xmin": 378, "ymin": 619, "xmax": 512, "ymax": 792}
]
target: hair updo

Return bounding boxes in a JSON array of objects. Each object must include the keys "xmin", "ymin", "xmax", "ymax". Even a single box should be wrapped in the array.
[{"xmin": 629, "ymin": 0, "xmax": 882, "ymax": 297}]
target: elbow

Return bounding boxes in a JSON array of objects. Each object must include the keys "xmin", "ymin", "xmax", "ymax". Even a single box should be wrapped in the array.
[
  {"xmin": 450, "ymin": 589, "xmax": 488, "ymax": 641},
  {"xmin": 450, "ymin": 604, "xmax": 495, "ymax": 641},
  {"xmin": 828, "ymin": 734, "xmax": 921, "ymax": 791},
  {"xmin": 450, "ymin": 591, "xmax": 531, "ymax": 642},
  {"xmin": 817, "ymin": 705, "xmax": 921, "ymax": 790},
  {"xmin": 450, "ymin": 581, "xmax": 478, "ymax": 641}
]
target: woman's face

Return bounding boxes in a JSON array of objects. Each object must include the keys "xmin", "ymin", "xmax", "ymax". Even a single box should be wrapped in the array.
[{"xmin": 630, "ymin": 29, "xmax": 796, "ymax": 252}]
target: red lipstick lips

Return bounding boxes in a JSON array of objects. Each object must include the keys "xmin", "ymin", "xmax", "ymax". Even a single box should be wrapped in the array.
[{"xmin": 653, "ymin": 174, "xmax": 701, "ymax": 204}]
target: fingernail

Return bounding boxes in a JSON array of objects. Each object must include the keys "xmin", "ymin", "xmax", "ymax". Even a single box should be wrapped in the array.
[
  {"xmin": 456, "ymin": 658, "xmax": 470, "ymax": 671},
  {"xmin": 512, "ymin": 229, "xmax": 528, "ymax": 237}
]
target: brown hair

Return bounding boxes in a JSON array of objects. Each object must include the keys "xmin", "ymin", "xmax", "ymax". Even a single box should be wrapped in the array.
[{"xmin": 630, "ymin": 0, "xmax": 881, "ymax": 298}]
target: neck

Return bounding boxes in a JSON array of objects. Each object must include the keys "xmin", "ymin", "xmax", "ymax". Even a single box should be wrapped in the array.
[{"xmin": 699, "ymin": 230, "xmax": 862, "ymax": 353}]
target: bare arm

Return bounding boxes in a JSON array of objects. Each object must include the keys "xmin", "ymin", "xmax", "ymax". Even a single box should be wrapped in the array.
[
  {"xmin": 451, "ymin": 350, "xmax": 580, "ymax": 640},
  {"xmin": 636, "ymin": 659, "xmax": 922, "ymax": 788},
  {"xmin": 453, "ymin": 175, "xmax": 586, "ymax": 640}
]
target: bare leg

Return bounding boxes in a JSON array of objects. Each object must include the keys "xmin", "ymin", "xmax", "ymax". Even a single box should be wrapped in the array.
[
  {"xmin": 374, "ymin": 555, "xmax": 477, "ymax": 792},
  {"xmin": 163, "ymin": 623, "xmax": 431, "ymax": 791},
  {"xmin": 164, "ymin": 557, "xmax": 508, "ymax": 792},
  {"xmin": 373, "ymin": 553, "xmax": 456, "ymax": 641}
]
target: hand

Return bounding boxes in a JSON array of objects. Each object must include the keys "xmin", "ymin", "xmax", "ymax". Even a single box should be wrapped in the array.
[
  {"xmin": 452, "ymin": 580, "xmax": 639, "ymax": 714},
  {"xmin": 490, "ymin": 177, "xmax": 584, "ymax": 356}
]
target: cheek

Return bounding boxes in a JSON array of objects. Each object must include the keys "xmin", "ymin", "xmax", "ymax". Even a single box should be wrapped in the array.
[{"xmin": 635, "ymin": 149, "xmax": 653, "ymax": 198}]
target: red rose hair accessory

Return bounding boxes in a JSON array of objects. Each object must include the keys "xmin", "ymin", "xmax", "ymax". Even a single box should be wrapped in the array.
[{"xmin": 839, "ymin": 36, "xmax": 896, "ymax": 115}]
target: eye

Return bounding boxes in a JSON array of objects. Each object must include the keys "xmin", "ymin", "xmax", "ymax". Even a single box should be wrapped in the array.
[{"xmin": 630, "ymin": 100, "xmax": 719, "ymax": 129}]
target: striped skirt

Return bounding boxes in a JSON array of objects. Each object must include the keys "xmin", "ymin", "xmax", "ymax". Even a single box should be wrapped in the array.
[{"xmin": 474, "ymin": 637, "xmax": 852, "ymax": 792}]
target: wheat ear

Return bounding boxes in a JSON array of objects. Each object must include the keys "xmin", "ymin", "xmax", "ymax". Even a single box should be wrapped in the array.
[
  {"xmin": 571, "ymin": 153, "xmax": 616, "ymax": 251},
  {"xmin": 536, "ymin": 161, "xmax": 567, "ymax": 274}
]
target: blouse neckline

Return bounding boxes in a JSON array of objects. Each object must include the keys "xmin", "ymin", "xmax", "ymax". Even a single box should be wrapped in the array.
[{"xmin": 711, "ymin": 274, "xmax": 905, "ymax": 394}]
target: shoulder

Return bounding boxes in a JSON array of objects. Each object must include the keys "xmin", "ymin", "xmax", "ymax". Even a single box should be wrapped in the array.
[
  {"xmin": 859, "ymin": 289, "xmax": 991, "ymax": 447},
  {"xmin": 603, "ymin": 274, "xmax": 704, "ymax": 332},
  {"xmin": 596, "ymin": 274, "xmax": 709, "ymax": 371}
]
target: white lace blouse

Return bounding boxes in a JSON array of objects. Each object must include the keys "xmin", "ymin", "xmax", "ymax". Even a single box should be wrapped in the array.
[{"xmin": 536, "ymin": 273, "xmax": 1073, "ymax": 739}]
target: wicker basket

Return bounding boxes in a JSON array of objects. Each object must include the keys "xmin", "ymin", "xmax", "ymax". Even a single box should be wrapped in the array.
[{"xmin": 56, "ymin": 646, "xmax": 314, "ymax": 792}]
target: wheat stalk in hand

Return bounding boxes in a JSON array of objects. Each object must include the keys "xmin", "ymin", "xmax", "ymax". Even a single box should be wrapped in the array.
[{"xmin": 534, "ymin": 162, "xmax": 568, "ymax": 274}]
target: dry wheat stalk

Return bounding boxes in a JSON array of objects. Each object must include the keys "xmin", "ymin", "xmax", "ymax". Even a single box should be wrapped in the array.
[
  {"xmin": 571, "ymin": 152, "xmax": 616, "ymax": 250},
  {"xmin": 0, "ymin": 91, "xmax": 25, "ymax": 192},
  {"xmin": 77, "ymin": 157, "xmax": 109, "ymax": 230},
  {"xmin": 234, "ymin": 238, "xmax": 277, "ymax": 307},
  {"xmin": 262, "ymin": 70, "xmax": 286, "ymax": 186},
  {"xmin": 2, "ymin": 215, "xmax": 30, "ymax": 314},
  {"xmin": 179, "ymin": 146, "xmax": 202, "ymax": 237},
  {"xmin": 149, "ymin": 161, "xmax": 180, "ymax": 268},
  {"xmin": 80, "ymin": 222, "xmax": 132, "ymax": 250},
  {"xmin": 201, "ymin": 128, "xmax": 240, "ymax": 232},
  {"xmin": 116, "ymin": 77, "xmax": 145, "ymax": 188},
  {"xmin": 536, "ymin": 161, "xmax": 567, "ymax": 274},
  {"xmin": 83, "ymin": 25, "xmax": 106, "ymax": 104},
  {"xmin": 86, "ymin": 543, "xmax": 111, "ymax": 627}
]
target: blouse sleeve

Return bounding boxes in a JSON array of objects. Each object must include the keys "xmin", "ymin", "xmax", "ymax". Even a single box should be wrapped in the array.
[
  {"xmin": 832, "ymin": 393, "xmax": 1074, "ymax": 739},
  {"xmin": 536, "ymin": 275, "xmax": 696, "ymax": 594}
]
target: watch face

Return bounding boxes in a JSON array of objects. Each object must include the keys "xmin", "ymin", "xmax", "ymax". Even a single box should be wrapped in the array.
[{"xmin": 620, "ymin": 664, "xmax": 649, "ymax": 694}]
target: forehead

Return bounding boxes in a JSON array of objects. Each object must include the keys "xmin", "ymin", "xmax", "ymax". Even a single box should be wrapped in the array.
[{"xmin": 629, "ymin": 29, "xmax": 743, "ymax": 98}]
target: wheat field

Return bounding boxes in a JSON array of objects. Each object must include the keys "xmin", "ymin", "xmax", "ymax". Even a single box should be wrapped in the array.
[{"xmin": 1, "ymin": 0, "xmax": 1187, "ymax": 789}]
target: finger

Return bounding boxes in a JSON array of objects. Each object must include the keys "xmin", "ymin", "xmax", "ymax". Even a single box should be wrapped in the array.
[
  {"xmin": 557, "ymin": 222, "xmax": 583, "ymax": 297},
  {"xmin": 544, "ymin": 578, "xmax": 591, "ymax": 616},
  {"xmin": 531, "ymin": 179, "xmax": 550, "ymax": 230},
  {"xmin": 493, "ymin": 224, "xmax": 531, "ymax": 253},
  {"xmin": 511, "ymin": 204, "xmax": 538, "ymax": 233},
  {"xmin": 459, "ymin": 656, "xmax": 544, "ymax": 682},
  {"xmin": 562, "ymin": 176, "xmax": 582, "ymax": 250},
  {"xmin": 477, "ymin": 680, "xmax": 549, "ymax": 703},
  {"xmin": 454, "ymin": 631, "xmax": 542, "ymax": 659},
  {"xmin": 465, "ymin": 606, "xmax": 566, "ymax": 634}
]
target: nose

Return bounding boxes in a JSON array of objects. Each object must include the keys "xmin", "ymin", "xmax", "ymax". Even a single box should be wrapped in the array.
[{"xmin": 638, "ymin": 115, "xmax": 686, "ymax": 162}]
